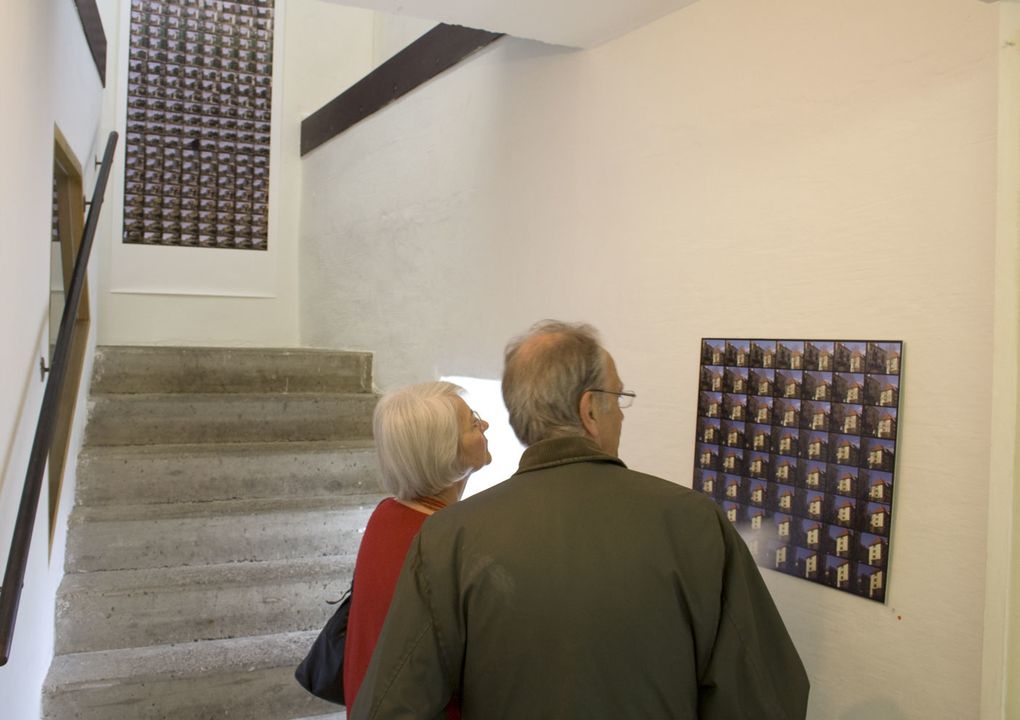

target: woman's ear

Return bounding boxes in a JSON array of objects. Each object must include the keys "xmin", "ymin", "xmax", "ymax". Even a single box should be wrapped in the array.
[{"xmin": 579, "ymin": 390, "xmax": 601, "ymax": 441}]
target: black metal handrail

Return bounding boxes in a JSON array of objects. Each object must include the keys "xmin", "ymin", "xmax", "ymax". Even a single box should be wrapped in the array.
[{"xmin": 0, "ymin": 131, "xmax": 118, "ymax": 665}]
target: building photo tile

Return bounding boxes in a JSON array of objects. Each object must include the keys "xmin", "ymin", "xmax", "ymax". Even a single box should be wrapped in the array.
[{"xmin": 692, "ymin": 338, "xmax": 903, "ymax": 602}]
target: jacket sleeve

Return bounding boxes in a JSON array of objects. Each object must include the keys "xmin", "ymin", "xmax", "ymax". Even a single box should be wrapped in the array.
[
  {"xmin": 698, "ymin": 512, "xmax": 810, "ymax": 720},
  {"xmin": 349, "ymin": 531, "xmax": 459, "ymax": 720}
]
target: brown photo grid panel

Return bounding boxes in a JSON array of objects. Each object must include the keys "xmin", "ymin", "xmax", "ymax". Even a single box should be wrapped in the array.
[{"xmin": 123, "ymin": 0, "xmax": 274, "ymax": 250}]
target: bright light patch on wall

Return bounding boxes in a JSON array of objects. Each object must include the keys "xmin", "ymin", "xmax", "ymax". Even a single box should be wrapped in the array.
[{"xmin": 442, "ymin": 376, "xmax": 524, "ymax": 498}]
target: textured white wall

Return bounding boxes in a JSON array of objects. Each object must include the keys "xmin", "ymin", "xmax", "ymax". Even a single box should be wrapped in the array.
[
  {"xmin": 0, "ymin": 0, "xmax": 106, "ymax": 716},
  {"xmin": 300, "ymin": 0, "xmax": 1002, "ymax": 716}
]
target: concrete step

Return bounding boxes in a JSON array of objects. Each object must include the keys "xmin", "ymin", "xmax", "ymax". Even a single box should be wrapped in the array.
[
  {"xmin": 48, "ymin": 345, "xmax": 376, "ymax": 718},
  {"xmin": 92, "ymin": 345, "xmax": 373, "ymax": 395},
  {"xmin": 76, "ymin": 441, "xmax": 380, "ymax": 506},
  {"xmin": 43, "ymin": 631, "xmax": 341, "ymax": 719},
  {"xmin": 85, "ymin": 392, "xmax": 377, "ymax": 446},
  {"xmin": 65, "ymin": 495, "xmax": 383, "ymax": 572},
  {"xmin": 56, "ymin": 557, "xmax": 353, "ymax": 654}
]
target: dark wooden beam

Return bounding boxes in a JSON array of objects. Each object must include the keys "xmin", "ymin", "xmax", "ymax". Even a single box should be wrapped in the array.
[
  {"xmin": 72, "ymin": 0, "xmax": 107, "ymax": 87},
  {"xmin": 301, "ymin": 24, "xmax": 503, "ymax": 156}
]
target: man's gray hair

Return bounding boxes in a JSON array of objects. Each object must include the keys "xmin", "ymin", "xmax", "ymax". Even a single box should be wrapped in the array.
[
  {"xmin": 373, "ymin": 381, "xmax": 467, "ymax": 500},
  {"xmin": 502, "ymin": 320, "xmax": 610, "ymax": 446}
]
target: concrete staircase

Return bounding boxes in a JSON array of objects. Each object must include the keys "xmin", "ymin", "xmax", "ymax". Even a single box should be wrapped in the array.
[{"xmin": 43, "ymin": 346, "xmax": 384, "ymax": 719}]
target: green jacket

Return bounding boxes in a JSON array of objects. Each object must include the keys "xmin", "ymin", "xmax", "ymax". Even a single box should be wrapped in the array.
[{"xmin": 351, "ymin": 436, "xmax": 809, "ymax": 719}]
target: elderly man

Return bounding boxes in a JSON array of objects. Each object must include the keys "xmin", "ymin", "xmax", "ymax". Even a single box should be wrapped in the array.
[{"xmin": 351, "ymin": 320, "xmax": 809, "ymax": 719}]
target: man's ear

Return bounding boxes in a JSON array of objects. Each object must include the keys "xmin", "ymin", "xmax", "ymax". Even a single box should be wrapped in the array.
[{"xmin": 579, "ymin": 390, "xmax": 601, "ymax": 441}]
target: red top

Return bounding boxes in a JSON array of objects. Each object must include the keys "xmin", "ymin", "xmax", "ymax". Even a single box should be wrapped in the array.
[{"xmin": 343, "ymin": 498, "xmax": 460, "ymax": 718}]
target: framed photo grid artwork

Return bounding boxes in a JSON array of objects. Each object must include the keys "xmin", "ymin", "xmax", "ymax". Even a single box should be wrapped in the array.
[
  {"xmin": 693, "ymin": 339, "xmax": 902, "ymax": 602},
  {"xmin": 123, "ymin": 0, "xmax": 275, "ymax": 250}
]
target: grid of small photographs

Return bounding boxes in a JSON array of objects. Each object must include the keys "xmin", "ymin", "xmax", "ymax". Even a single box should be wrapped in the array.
[
  {"xmin": 693, "ymin": 339, "xmax": 902, "ymax": 602},
  {"xmin": 123, "ymin": 0, "xmax": 274, "ymax": 250}
]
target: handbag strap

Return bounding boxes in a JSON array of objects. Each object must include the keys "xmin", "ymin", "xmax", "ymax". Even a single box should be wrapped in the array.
[{"xmin": 327, "ymin": 580, "xmax": 353, "ymax": 606}]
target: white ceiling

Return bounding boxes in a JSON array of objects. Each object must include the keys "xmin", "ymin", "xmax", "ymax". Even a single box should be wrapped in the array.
[{"xmin": 320, "ymin": 0, "xmax": 703, "ymax": 48}]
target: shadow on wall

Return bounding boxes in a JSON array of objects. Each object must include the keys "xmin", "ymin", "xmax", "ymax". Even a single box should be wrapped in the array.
[{"xmin": 442, "ymin": 375, "xmax": 524, "ymax": 498}]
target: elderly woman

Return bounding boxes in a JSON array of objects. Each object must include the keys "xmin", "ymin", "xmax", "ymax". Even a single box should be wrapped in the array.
[{"xmin": 343, "ymin": 381, "xmax": 490, "ymax": 715}]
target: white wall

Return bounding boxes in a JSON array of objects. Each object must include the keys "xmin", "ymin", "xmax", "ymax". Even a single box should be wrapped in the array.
[
  {"xmin": 370, "ymin": 14, "xmax": 434, "ymax": 67},
  {"xmin": 288, "ymin": 0, "xmax": 376, "ymax": 117},
  {"xmin": 300, "ymin": 0, "xmax": 1004, "ymax": 716},
  {"xmin": 0, "ymin": 0, "xmax": 107, "ymax": 716}
]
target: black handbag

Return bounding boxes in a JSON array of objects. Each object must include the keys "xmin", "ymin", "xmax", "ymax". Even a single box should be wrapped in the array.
[{"xmin": 295, "ymin": 585, "xmax": 353, "ymax": 705}]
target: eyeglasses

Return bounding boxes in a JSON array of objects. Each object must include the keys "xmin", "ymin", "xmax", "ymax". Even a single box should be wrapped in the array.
[
  {"xmin": 470, "ymin": 410, "xmax": 485, "ymax": 429},
  {"xmin": 588, "ymin": 389, "xmax": 636, "ymax": 409}
]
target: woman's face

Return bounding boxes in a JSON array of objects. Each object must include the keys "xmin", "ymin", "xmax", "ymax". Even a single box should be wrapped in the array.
[{"xmin": 455, "ymin": 396, "xmax": 491, "ymax": 474}]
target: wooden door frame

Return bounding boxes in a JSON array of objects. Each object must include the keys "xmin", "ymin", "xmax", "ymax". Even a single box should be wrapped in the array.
[{"xmin": 49, "ymin": 125, "xmax": 90, "ymax": 548}]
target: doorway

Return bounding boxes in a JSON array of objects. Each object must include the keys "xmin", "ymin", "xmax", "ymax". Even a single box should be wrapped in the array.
[{"xmin": 48, "ymin": 126, "xmax": 90, "ymax": 546}]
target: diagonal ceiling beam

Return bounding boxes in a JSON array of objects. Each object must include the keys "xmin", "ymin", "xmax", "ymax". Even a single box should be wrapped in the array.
[{"xmin": 300, "ymin": 23, "xmax": 503, "ymax": 156}]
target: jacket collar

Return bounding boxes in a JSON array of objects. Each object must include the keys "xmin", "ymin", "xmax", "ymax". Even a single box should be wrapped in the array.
[{"xmin": 516, "ymin": 436, "xmax": 628, "ymax": 475}]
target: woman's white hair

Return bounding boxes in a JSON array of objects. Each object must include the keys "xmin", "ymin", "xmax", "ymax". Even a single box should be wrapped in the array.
[{"xmin": 373, "ymin": 381, "xmax": 468, "ymax": 500}]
